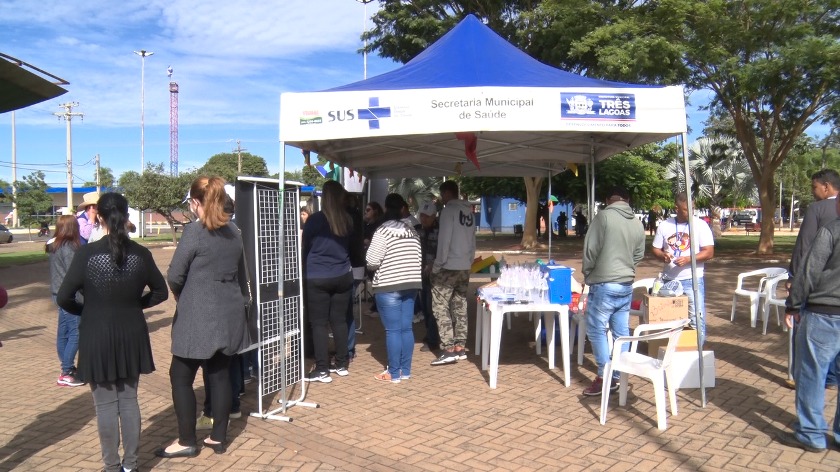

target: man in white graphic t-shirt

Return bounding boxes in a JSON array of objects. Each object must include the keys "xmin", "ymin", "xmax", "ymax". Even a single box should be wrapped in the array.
[{"xmin": 651, "ymin": 192, "xmax": 715, "ymax": 346}]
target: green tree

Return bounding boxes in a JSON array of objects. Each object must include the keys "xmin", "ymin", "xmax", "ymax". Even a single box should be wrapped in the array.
[
  {"xmin": 562, "ymin": 0, "xmax": 840, "ymax": 254},
  {"xmin": 666, "ymin": 138, "xmax": 753, "ymax": 236},
  {"xmin": 12, "ymin": 171, "xmax": 53, "ymax": 236},
  {"xmin": 0, "ymin": 178, "xmax": 10, "ymax": 204},
  {"xmin": 198, "ymin": 152, "xmax": 270, "ymax": 183},
  {"xmin": 84, "ymin": 166, "xmax": 115, "ymax": 189},
  {"xmin": 119, "ymin": 163, "xmax": 196, "ymax": 243}
]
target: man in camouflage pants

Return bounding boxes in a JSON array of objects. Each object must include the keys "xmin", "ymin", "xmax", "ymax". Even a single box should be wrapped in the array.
[{"xmin": 430, "ymin": 181, "xmax": 476, "ymax": 365}]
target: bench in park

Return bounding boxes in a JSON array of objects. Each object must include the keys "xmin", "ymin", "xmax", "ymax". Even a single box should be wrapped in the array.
[{"xmin": 744, "ymin": 222, "xmax": 757, "ymax": 235}]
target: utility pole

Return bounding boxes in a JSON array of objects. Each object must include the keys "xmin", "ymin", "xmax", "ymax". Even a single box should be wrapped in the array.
[
  {"xmin": 234, "ymin": 139, "xmax": 247, "ymax": 174},
  {"xmin": 95, "ymin": 154, "xmax": 101, "ymax": 194},
  {"xmin": 54, "ymin": 102, "xmax": 83, "ymax": 214}
]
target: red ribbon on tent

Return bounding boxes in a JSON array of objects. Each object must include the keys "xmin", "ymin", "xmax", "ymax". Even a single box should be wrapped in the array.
[{"xmin": 455, "ymin": 132, "xmax": 480, "ymax": 170}]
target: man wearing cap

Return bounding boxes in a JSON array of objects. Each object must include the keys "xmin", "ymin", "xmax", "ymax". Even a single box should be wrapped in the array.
[
  {"xmin": 76, "ymin": 192, "xmax": 100, "ymax": 244},
  {"xmin": 581, "ymin": 186, "xmax": 645, "ymax": 396},
  {"xmin": 651, "ymin": 192, "xmax": 714, "ymax": 346}
]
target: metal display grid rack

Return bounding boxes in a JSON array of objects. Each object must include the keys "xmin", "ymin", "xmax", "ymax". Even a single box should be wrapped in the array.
[{"xmin": 236, "ymin": 177, "xmax": 315, "ymax": 422}]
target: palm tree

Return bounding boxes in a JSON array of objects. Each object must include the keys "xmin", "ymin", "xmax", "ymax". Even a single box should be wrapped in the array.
[
  {"xmin": 389, "ymin": 177, "xmax": 442, "ymax": 211},
  {"xmin": 666, "ymin": 138, "xmax": 754, "ymax": 236}
]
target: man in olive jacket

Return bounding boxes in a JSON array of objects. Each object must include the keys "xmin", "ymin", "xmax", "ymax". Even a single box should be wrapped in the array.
[{"xmin": 581, "ymin": 186, "xmax": 645, "ymax": 396}]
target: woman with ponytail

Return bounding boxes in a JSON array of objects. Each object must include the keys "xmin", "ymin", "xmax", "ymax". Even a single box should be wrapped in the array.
[
  {"xmin": 57, "ymin": 192, "xmax": 168, "ymax": 472},
  {"xmin": 159, "ymin": 176, "xmax": 249, "ymax": 458}
]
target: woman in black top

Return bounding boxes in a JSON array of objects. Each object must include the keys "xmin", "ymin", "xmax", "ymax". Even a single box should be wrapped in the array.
[{"xmin": 57, "ymin": 192, "xmax": 168, "ymax": 472}]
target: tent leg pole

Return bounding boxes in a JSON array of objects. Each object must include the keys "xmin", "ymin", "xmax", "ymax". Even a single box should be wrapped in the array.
[
  {"xmin": 547, "ymin": 168, "xmax": 552, "ymax": 261},
  {"xmin": 589, "ymin": 139, "xmax": 595, "ymax": 222},
  {"xmin": 680, "ymin": 132, "xmax": 706, "ymax": 408}
]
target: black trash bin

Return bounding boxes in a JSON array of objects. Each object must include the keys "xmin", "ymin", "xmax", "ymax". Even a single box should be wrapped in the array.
[{"xmin": 513, "ymin": 224, "xmax": 523, "ymax": 235}]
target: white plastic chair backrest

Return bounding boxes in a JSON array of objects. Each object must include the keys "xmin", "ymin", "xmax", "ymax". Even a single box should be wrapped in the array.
[
  {"xmin": 758, "ymin": 268, "xmax": 788, "ymax": 292},
  {"xmin": 764, "ymin": 272, "xmax": 788, "ymax": 298},
  {"xmin": 632, "ymin": 278, "xmax": 655, "ymax": 297},
  {"xmin": 627, "ymin": 319, "xmax": 691, "ymax": 362},
  {"xmin": 736, "ymin": 267, "xmax": 786, "ymax": 291},
  {"xmin": 633, "ymin": 278, "xmax": 655, "ymax": 290}
]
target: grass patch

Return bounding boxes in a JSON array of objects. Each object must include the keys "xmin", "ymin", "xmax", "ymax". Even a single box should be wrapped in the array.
[
  {"xmin": 0, "ymin": 251, "xmax": 48, "ymax": 268},
  {"xmin": 714, "ymin": 234, "xmax": 797, "ymax": 256}
]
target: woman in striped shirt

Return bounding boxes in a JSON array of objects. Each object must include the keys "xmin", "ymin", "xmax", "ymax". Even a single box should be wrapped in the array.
[{"xmin": 367, "ymin": 193, "xmax": 423, "ymax": 383}]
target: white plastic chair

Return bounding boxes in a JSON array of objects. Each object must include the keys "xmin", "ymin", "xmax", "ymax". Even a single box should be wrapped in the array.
[
  {"xmin": 629, "ymin": 278, "xmax": 655, "ymax": 320},
  {"xmin": 600, "ymin": 319, "xmax": 690, "ymax": 431},
  {"xmin": 761, "ymin": 273, "xmax": 790, "ymax": 335},
  {"xmin": 730, "ymin": 267, "xmax": 787, "ymax": 328}
]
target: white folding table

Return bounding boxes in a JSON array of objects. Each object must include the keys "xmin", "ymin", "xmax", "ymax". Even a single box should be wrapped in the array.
[{"xmin": 475, "ymin": 287, "xmax": 570, "ymax": 389}]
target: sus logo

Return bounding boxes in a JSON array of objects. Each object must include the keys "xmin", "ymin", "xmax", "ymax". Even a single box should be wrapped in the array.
[{"xmin": 459, "ymin": 210, "xmax": 474, "ymax": 227}]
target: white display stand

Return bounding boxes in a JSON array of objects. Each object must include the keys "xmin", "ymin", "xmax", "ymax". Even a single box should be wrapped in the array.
[{"xmin": 237, "ymin": 177, "xmax": 316, "ymax": 422}]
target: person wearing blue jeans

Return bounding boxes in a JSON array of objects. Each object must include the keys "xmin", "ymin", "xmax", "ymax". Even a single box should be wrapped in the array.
[
  {"xmin": 785, "ymin": 309, "xmax": 840, "ymax": 451},
  {"xmin": 56, "ymin": 301, "xmax": 81, "ymax": 382},
  {"xmin": 677, "ymin": 278, "xmax": 706, "ymax": 346},
  {"xmin": 652, "ymin": 192, "xmax": 714, "ymax": 347},
  {"xmin": 48, "ymin": 215, "xmax": 83, "ymax": 387},
  {"xmin": 585, "ymin": 282, "xmax": 633, "ymax": 386},
  {"xmin": 346, "ymin": 278, "xmax": 363, "ymax": 360},
  {"xmin": 367, "ymin": 193, "xmax": 423, "ymax": 383},
  {"xmin": 780, "ymin": 199, "xmax": 840, "ymax": 452},
  {"xmin": 581, "ymin": 186, "xmax": 646, "ymax": 397},
  {"xmin": 376, "ymin": 290, "xmax": 419, "ymax": 382},
  {"xmin": 785, "ymin": 169, "xmax": 840, "ymax": 389}
]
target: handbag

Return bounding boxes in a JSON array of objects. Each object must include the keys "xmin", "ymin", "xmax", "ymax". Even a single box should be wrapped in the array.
[{"xmin": 238, "ymin": 245, "xmax": 257, "ymax": 353}]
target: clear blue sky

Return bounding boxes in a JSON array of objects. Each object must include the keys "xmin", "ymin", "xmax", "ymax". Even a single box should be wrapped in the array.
[{"xmin": 0, "ymin": 1, "xmax": 828, "ymax": 188}]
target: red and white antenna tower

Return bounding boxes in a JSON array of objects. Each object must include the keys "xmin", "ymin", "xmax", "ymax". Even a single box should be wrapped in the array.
[{"xmin": 168, "ymin": 66, "xmax": 179, "ymax": 176}]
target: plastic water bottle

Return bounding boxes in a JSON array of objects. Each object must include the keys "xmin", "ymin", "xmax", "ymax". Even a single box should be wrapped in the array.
[
  {"xmin": 499, "ymin": 256, "xmax": 507, "ymax": 269},
  {"xmin": 652, "ymin": 273, "xmax": 663, "ymax": 296}
]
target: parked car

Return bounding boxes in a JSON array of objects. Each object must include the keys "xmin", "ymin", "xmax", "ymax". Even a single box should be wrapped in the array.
[
  {"xmin": 0, "ymin": 224, "xmax": 12, "ymax": 243},
  {"xmin": 731, "ymin": 210, "xmax": 758, "ymax": 225}
]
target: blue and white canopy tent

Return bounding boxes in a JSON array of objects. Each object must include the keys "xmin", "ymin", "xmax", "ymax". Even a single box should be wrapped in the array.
[{"xmin": 279, "ymin": 15, "xmax": 707, "ymax": 405}]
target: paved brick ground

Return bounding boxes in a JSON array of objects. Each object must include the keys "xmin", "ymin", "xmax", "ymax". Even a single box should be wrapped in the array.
[{"xmin": 2, "ymin": 235, "xmax": 840, "ymax": 471}]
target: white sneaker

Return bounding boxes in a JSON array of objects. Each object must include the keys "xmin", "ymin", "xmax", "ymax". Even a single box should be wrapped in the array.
[{"xmin": 196, "ymin": 413, "xmax": 213, "ymax": 430}]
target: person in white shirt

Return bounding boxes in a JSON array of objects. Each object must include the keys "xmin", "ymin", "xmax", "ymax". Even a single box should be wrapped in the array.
[{"xmin": 651, "ymin": 193, "xmax": 715, "ymax": 346}]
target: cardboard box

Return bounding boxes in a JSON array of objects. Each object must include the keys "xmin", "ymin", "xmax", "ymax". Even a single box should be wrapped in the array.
[
  {"xmin": 646, "ymin": 329, "xmax": 700, "ymax": 356},
  {"xmin": 657, "ymin": 348, "xmax": 716, "ymax": 389},
  {"xmin": 642, "ymin": 294, "xmax": 688, "ymax": 323}
]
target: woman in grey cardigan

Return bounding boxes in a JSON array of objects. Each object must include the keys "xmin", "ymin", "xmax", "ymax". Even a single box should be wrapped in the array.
[{"xmin": 157, "ymin": 176, "xmax": 249, "ymax": 458}]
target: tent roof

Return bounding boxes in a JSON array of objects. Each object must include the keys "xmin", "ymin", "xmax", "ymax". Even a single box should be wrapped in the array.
[
  {"xmin": 328, "ymin": 15, "xmax": 645, "ymax": 92},
  {"xmin": 0, "ymin": 53, "xmax": 67, "ymax": 114},
  {"xmin": 280, "ymin": 15, "xmax": 686, "ymax": 178}
]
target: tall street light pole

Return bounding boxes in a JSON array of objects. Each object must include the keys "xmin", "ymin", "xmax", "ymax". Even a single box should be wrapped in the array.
[
  {"xmin": 134, "ymin": 50, "xmax": 154, "ymax": 172},
  {"xmin": 356, "ymin": 0, "xmax": 374, "ymax": 80},
  {"xmin": 134, "ymin": 49, "xmax": 153, "ymax": 238}
]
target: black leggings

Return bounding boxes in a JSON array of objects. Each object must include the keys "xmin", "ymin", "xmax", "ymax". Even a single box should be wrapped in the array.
[
  {"xmin": 305, "ymin": 272, "xmax": 353, "ymax": 371},
  {"xmin": 169, "ymin": 352, "xmax": 231, "ymax": 446}
]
